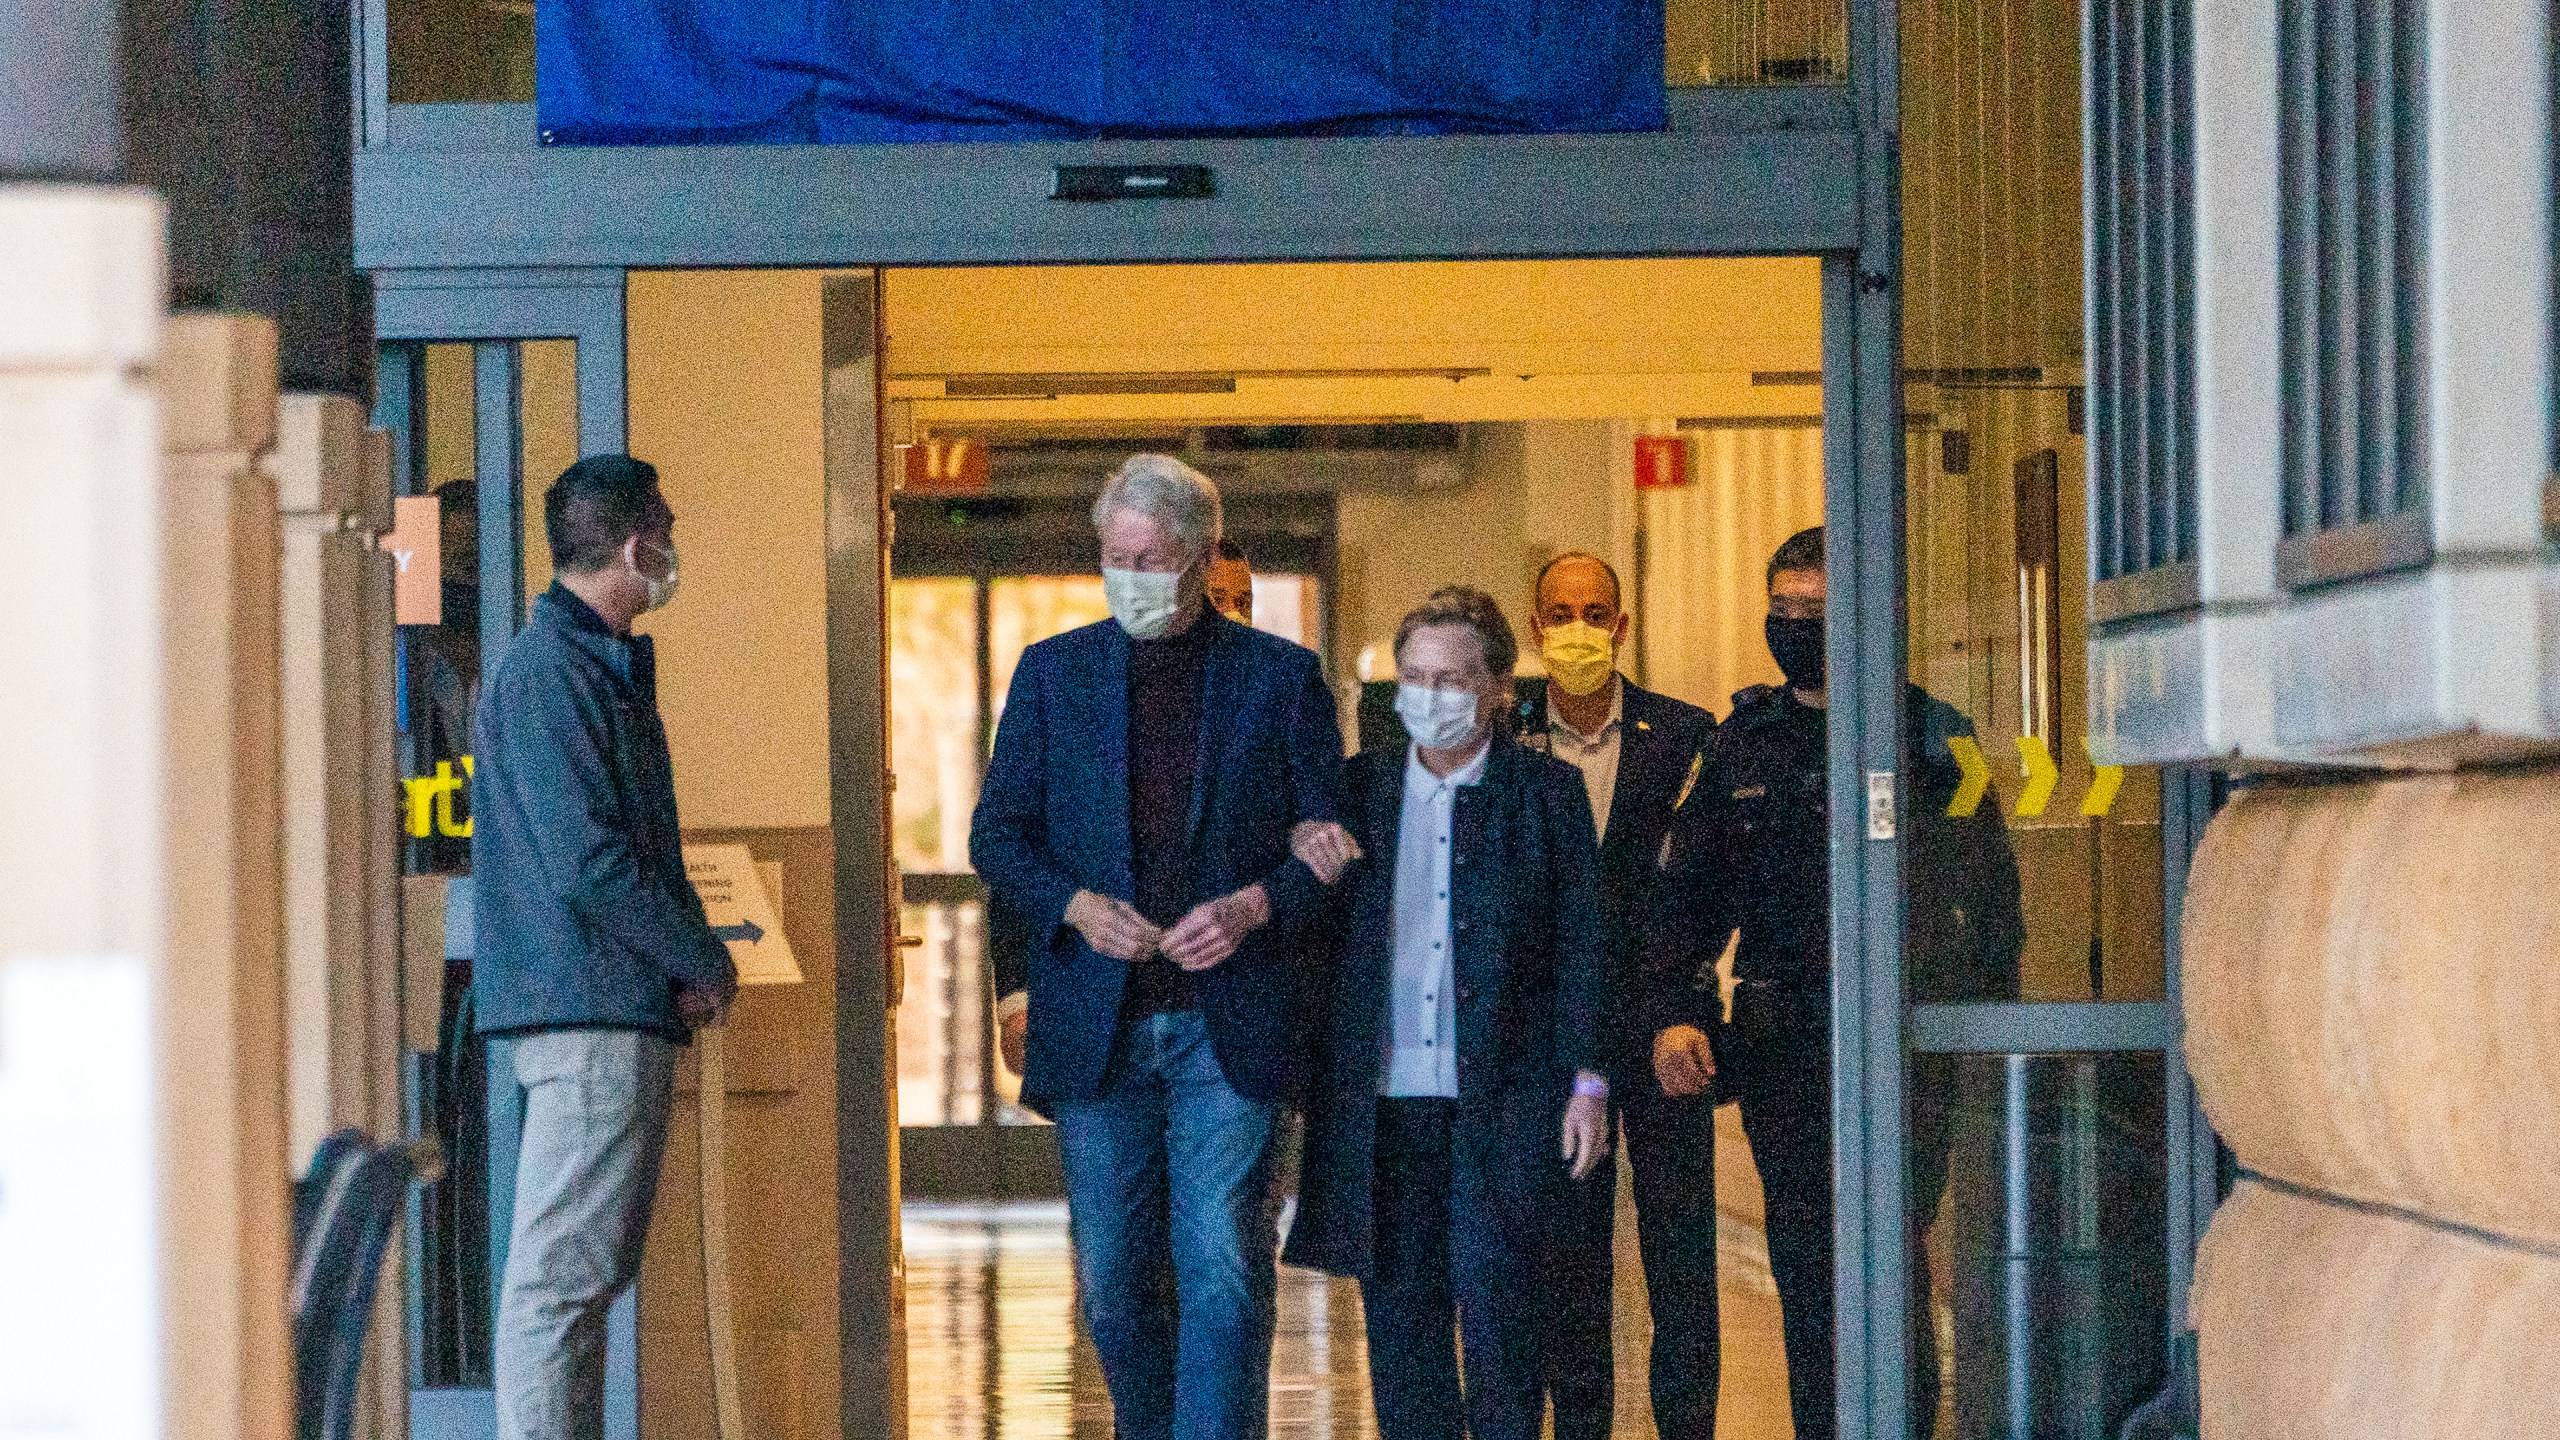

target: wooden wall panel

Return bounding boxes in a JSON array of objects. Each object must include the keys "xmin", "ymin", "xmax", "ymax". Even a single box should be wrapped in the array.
[
  {"xmin": 639, "ymin": 826, "xmax": 843, "ymax": 1440},
  {"xmin": 273, "ymin": 393, "xmax": 407, "ymax": 1440}
]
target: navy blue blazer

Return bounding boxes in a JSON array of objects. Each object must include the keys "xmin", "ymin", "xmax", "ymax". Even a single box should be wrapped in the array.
[{"xmin": 968, "ymin": 611, "xmax": 1347, "ymax": 1110}]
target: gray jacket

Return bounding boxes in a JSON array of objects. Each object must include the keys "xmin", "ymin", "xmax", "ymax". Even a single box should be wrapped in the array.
[{"xmin": 470, "ymin": 584, "xmax": 734, "ymax": 1038}]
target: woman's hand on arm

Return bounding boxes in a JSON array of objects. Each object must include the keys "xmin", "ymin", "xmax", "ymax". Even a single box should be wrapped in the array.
[
  {"xmin": 1290, "ymin": 820, "xmax": 1363, "ymax": 885},
  {"xmin": 1560, "ymin": 1070, "xmax": 1613, "ymax": 1180}
]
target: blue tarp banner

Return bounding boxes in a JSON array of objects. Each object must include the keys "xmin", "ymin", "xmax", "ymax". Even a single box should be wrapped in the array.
[{"xmin": 536, "ymin": 2, "xmax": 1665, "ymax": 145}]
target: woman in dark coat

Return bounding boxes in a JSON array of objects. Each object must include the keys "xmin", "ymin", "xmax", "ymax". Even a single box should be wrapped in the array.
[{"xmin": 1282, "ymin": 586, "xmax": 1613, "ymax": 1440}]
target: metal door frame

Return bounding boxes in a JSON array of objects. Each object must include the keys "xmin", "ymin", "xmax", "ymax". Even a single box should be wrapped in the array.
[
  {"xmin": 373, "ymin": 270, "xmax": 634, "ymax": 1440},
  {"xmin": 1825, "ymin": 1, "xmax": 2202, "ymax": 1431},
  {"xmin": 347, "ymin": 6, "xmax": 2219, "ymax": 1438}
]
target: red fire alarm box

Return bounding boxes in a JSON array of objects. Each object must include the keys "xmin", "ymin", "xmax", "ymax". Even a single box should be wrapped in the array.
[{"xmin": 1633, "ymin": 434, "xmax": 1689, "ymax": 490}]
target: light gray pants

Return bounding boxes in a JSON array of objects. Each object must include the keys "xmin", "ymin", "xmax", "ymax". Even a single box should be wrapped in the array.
[{"xmin": 494, "ymin": 1028, "xmax": 676, "ymax": 1440}]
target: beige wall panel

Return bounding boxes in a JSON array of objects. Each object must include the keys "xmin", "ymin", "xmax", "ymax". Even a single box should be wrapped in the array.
[
  {"xmin": 639, "ymin": 828, "xmax": 842, "ymax": 1440},
  {"xmin": 1335, "ymin": 429, "xmax": 1530, "ymax": 679},
  {"xmin": 628, "ymin": 271, "xmax": 833, "ymax": 831},
  {"xmin": 2194, "ymin": 1180, "xmax": 2560, "ymax": 1440},
  {"xmin": 162, "ymin": 314, "xmax": 278, "ymax": 457},
  {"xmin": 2185, "ymin": 773, "xmax": 2560, "ymax": 1243},
  {"xmin": 357, "ymin": 431, "xmax": 407, "ymax": 1440},
  {"xmin": 1637, "ymin": 423, "xmax": 1827, "ymax": 716},
  {"xmin": 273, "ymin": 388, "xmax": 366, "ymax": 515},
  {"xmin": 277, "ymin": 521, "xmax": 364, "ymax": 1162},
  {"xmin": 1518, "ymin": 419, "xmax": 1620, "ymax": 571},
  {"xmin": 158, "ymin": 313, "xmax": 291, "ymax": 1440},
  {"xmin": 422, "ymin": 343, "xmax": 474, "ymax": 488},
  {"xmin": 519, "ymin": 337, "xmax": 579, "ymax": 601},
  {"xmin": 401, "ymin": 874, "xmax": 450, "ymax": 1054}
]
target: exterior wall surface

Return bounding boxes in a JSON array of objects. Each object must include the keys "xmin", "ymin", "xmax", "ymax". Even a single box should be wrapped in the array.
[{"xmin": 2183, "ymin": 771, "xmax": 2560, "ymax": 1435}]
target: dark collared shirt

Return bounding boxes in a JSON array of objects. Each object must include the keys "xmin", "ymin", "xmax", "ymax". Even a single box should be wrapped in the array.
[{"xmin": 1123, "ymin": 619, "xmax": 1213, "ymax": 1014}]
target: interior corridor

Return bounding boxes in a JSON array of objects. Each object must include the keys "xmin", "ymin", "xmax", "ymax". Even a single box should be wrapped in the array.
[{"xmin": 904, "ymin": 1110, "xmax": 1797, "ymax": 1440}]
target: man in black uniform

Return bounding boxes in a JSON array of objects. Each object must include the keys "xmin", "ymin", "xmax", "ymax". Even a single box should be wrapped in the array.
[
  {"xmin": 1646, "ymin": 527, "xmax": 2021, "ymax": 1440},
  {"xmin": 1523, "ymin": 553, "xmax": 1721, "ymax": 1440}
]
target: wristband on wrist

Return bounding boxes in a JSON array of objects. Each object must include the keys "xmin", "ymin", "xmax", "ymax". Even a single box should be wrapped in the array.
[{"xmin": 1573, "ymin": 1074, "xmax": 1610, "ymax": 1098}]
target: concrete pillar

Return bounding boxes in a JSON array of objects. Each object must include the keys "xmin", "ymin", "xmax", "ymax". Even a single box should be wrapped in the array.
[
  {"xmin": 0, "ymin": 186, "xmax": 300, "ymax": 1440},
  {"xmin": 161, "ymin": 310, "xmax": 291, "ymax": 1440},
  {"xmin": 2182, "ymin": 770, "xmax": 2560, "ymax": 1435},
  {"xmin": 273, "ymin": 392, "xmax": 406, "ymax": 1440}
]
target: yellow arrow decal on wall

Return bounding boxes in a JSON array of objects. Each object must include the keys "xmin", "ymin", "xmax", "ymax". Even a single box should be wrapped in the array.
[
  {"xmin": 2015, "ymin": 735, "xmax": 2060, "ymax": 816},
  {"xmin": 1945, "ymin": 736, "xmax": 1991, "ymax": 817},
  {"xmin": 2082, "ymin": 740, "xmax": 2125, "ymax": 817}
]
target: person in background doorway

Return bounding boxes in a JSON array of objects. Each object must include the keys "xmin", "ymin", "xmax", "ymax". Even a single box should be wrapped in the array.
[
  {"xmin": 406, "ymin": 477, "xmax": 481, "ymax": 874},
  {"xmin": 993, "ymin": 532, "xmax": 1261, "ymax": 1076},
  {"xmin": 409, "ymin": 475, "xmax": 493, "ymax": 1346},
  {"xmin": 1206, "ymin": 536, "xmax": 1255, "ymax": 626},
  {"xmin": 969, "ymin": 454, "xmax": 1355, "ymax": 1440},
  {"xmin": 1524, "ymin": 552, "xmax": 1721, "ymax": 1440},
  {"xmin": 1285, "ymin": 586, "xmax": 1613, "ymax": 1440},
  {"xmin": 472, "ymin": 454, "xmax": 737, "ymax": 1440},
  {"xmin": 1645, "ymin": 526, "xmax": 2022, "ymax": 1440}
]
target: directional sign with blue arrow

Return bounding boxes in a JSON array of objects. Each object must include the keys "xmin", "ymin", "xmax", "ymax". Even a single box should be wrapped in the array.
[{"xmin": 683, "ymin": 843, "xmax": 803, "ymax": 985}]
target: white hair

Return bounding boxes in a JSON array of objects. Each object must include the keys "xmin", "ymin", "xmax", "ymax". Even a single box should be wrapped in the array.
[{"xmin": 1091, "ymin": 453, "xmax": 1223, "ymax": 562}]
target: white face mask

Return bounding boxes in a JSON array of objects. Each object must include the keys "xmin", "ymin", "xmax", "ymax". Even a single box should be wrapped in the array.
[
  {"xmin": 1395, "ymin": 682, "xmax": 1484, "ymax": 751},
  {"xmin": 1103, "ymin": 566, "xmax": 1185, "ymax": 641},
  {"xmin": 634, "ymin": 539, "xmax": 680, "ymax": 613}
]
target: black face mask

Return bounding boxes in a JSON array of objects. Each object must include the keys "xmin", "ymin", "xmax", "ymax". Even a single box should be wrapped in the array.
[{"xmin": 1765, "ymin": 615, "xmax": 1826, "ymax": 690}]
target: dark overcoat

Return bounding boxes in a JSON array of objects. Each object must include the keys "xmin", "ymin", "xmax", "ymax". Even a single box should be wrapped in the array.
[{"xmin": 1283, "ymin": 735, "xmax": 1609, "ymax": 1280}]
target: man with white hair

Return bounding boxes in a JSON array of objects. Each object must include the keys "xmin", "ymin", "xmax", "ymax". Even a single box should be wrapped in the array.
[{"xmin": 971, "ymin": 454, "xmax": 1357, "ymax": 1440}]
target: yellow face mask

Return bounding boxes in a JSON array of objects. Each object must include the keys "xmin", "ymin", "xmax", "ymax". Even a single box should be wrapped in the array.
[{"xmin": 1541, "ymin": 621, "xmax": 1618, "ymax": 697}]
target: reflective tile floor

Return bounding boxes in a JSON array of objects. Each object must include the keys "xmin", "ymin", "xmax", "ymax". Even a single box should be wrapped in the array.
[{"xmin": 905, "ymin": 1110, "xmax": 1797, "ymax": 1440}]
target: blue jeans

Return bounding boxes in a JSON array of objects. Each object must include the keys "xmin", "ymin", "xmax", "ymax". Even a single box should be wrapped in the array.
[{"xmin": 1053, "ymin": 1010, "xmax": 1282, "ymax": 1440}]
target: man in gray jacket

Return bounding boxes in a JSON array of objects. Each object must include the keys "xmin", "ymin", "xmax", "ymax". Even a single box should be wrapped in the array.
[{"xmin": 472, "ymin": 453, "xmax": 736, "ymax": 1440}]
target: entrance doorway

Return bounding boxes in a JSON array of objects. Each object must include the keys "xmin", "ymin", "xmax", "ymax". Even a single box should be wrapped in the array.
[
  {"xmin": 382, "ymin": 249, "xmax": 2193, "ymax": 1440},
  {"xmin": 868, "ymin": 257, "xmax": 1822, "ymax": 1439}
]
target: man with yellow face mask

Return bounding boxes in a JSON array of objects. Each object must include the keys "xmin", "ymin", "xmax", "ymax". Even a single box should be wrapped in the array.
[{"xmin": 1524, "ymin": 552, "xmax": 1723, "ymax": 1440}]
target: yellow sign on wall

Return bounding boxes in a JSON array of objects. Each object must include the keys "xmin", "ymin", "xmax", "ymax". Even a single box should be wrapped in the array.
[{"xmin": 403, "ymin": 757, "xmax": 472, "ymax": 838}]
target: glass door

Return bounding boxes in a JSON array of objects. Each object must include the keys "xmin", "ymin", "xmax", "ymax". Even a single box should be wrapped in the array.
[
  {"xmin": 373, "ymin": 270, "xmax": 628, "ymax": 1440},
  {"xmin": 1896, "ymin": 383, "xmax": 2177, "ymax": 1439}
]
